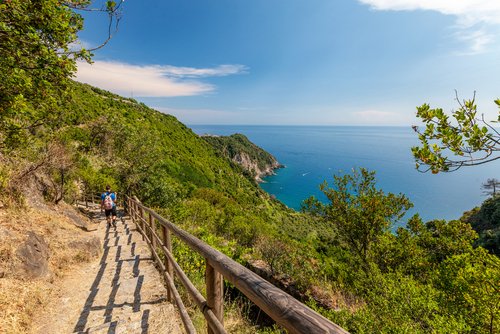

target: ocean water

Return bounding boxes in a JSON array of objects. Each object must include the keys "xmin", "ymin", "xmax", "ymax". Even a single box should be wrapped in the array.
[{"xmin": 190, "ymin": 125, "xmax": 499, "ymax": 223}]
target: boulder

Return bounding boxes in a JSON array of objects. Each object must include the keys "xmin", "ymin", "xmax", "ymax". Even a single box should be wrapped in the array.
[
  {"xmin": 63, "ymin": 207, "xmax": 96, "ymax": 231},
  {"xmin": 16, "ymin": 231, "xmax": 50, "ymax": 279},
  {"xmin": 69, "ymin": 236, "xmax": 101, "ymax": 258}
]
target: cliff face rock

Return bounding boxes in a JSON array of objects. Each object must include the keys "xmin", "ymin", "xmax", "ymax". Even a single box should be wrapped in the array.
[
  {"xmin": 202, "ymin": 133, "xmax": 283, "ymax": 182},
  {"xmin": 232, "ymin": 151, "xmax": 282, "ymax": 182}
]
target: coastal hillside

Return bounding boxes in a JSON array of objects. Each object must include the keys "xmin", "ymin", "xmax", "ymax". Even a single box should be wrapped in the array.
[
  {"xmin": 2, "ymin": 2, "xmax": 499, "ymax": 331},
  {"xmin": 2, "ymin": 79, "xmax": 500, "ymax": 333},
  {"xmin": 202, "ymin": 133, "xmax": 283, "ymax": 181},
  {"xmin": 0, "ymin": 80, "xmax": 333, "ymax": 332}
]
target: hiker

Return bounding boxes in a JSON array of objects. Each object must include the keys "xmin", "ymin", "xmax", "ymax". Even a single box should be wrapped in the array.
[{"xmin": 101, "ymin": 185, "xmax": 117, "ymax": 227}]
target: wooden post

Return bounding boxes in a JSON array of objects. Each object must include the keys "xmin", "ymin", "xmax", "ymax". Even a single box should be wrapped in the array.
[
  {"xmin": 126, "ymin": 197, "xmax": 131, "ymax": 216},
  {"xmin": 149, "ymin": 212, "xmax": 156, "ymax": 253},
  {"xmin": 139, "ymin": 204, "xmax": 145, "ymax": 240},
  {"xmin": 129, "ymin": 199, "xmax": 134, "ymax": 222},
  {"xmin": 132, "ymin": 199, "xmax": 137, "ymax": 223},
  {"xmin": 161, "ymin": 225, "xmax": 173, "ymax": 302},
  {"xmin": 206, "ymin": 260, "xmax": 223, "ymax": 334}
]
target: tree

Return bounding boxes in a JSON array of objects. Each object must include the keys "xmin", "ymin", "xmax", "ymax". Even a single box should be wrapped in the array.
[
  {"xmin": 302, "ymin": 168, "xmax": 413, "ymax": 267},
  {"xmin": 411, "ymin": 92, "xmax": 500, "ymax": 173},
  {"xmin": 0, "ymin": 0, "xmax": 124, "ymax": 201},
  {"xmin": 482, "ymin": 178, "xmax": 500, "ymax": 197},
  {"xmin": 374, "ymin": 216, "xmax": 478, "ymax": 280},
  {"xmin": 0, "ymin": 0, "xmax": 123, "ymax": 151},
  {"xmin": 435, "ymin": 247, "xmax": 500, "ymax": 334}
]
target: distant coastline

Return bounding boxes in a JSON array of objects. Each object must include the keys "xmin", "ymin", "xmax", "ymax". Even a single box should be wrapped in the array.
[
  {"xmin": 190, "ymin": 124, "xmax": 499, "ymax": 222},
  {"xmin": 200, "ymin": 132, "xmax": 284, "ymax": 182}
]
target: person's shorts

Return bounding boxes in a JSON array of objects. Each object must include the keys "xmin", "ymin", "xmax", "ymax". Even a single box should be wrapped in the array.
[{"xmin": 105, "ymin": 206, "xmax": 117, "ymax": 217}]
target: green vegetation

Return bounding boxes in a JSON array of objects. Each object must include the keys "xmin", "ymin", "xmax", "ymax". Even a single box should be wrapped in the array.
[
  {"xmin": 302, "ymin": 168, "xmax": 412, "ymax": 267},
  {"xmin": 2, "ymin": 2, "xmax": 500, "ymax": 333},
  {"xmin": 411, "ymin": 93, "xmax": 499, "ymax": 173},
  {"xmin": 462, "ymin": 195, "xmax": 500, "ymax": 256},
  {"xmin": 202, "ymin": 133, "xmax": 281, "ymax": 180},
  {"xmin": 303, "ymin": 171, "xmax": 499, "ymax": 333}
]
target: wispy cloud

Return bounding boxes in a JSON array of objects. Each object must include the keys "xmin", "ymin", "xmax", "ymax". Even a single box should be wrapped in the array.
[
  {"xmin": 159, "ymin": 64, "xmax": 248, "ymax": 78},
  {"xmin": 454, "ymin": 28, "xmax": 494, "ymax": 55},
  {"xmin": 358, "ymin": 0, "xmax": 500, "ymax": 53},
  {"xmin": 358, "ymin": 1, "xmax": 500, "ymax": 25},
  {"xmin": 75, "ymin": 60, "xmax": 247, "ymax": 97}
]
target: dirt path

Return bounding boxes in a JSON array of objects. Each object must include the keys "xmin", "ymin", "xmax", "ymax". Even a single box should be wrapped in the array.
[{"xmin": 33, "ymin": 206, "xmax": 183, "ymax": 334}]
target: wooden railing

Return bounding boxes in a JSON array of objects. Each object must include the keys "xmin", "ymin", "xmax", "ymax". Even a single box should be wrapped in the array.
[
  {"xmin": 125, "ymin": 195, "xmax": 349, "ymax": 334},
  {"xmin": 78, "ymin": 193, "xmax": 103, "ymax": 207}
]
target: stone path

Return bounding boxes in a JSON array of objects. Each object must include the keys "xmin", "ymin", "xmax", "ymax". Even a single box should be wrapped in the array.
[{"xmin": 34, "ymin": 206, "xmax": 183, "ymax": 334}]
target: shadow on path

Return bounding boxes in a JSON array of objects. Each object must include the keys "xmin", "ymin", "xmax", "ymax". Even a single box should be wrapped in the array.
[{"xmin": 73, "ymin": 214, "xmax": 153, "ymax": 333}]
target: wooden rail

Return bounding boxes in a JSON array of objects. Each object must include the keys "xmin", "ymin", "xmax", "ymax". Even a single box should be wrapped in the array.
[
  {"xmin": 78, "ymin": 193, "xmax": 103, "ymax": 208},
  {"xmin": 125, "ymin": 195, "xmax": 349, "ymax": 334}
]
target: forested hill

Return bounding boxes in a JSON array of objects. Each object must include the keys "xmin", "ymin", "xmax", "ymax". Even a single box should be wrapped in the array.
[
  {"xmin": 202, "ymin": 133, "xmax": 283, "ymax": 181},
  {"xmin": 40, "ymin": 80, "xmax": 329, "ymax": 251},
  {"xmin": 59, "ymin": 82, "xmax": 267, "ymax": 208}
]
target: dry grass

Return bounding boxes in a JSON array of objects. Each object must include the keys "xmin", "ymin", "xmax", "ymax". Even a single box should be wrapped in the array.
[
  {"xmin": 0, "ymin": 202, "xmax": 99, "ymax": 333},
  {"xmin": 0, "ymin": 278, "xmax": 49, "ymax": 334},
  {"xmin": 173, "ymin": 273, "xmax": 271, "ymax": 333}
]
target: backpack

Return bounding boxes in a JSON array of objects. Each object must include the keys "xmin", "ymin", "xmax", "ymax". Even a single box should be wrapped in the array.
[{"xmin": 103, "ymin": 194, "xmax": 114, "ymax": 210}]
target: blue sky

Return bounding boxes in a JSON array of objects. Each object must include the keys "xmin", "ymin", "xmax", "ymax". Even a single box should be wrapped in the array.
[{"xmin": 75, "ymin": 0, "xmax": 500, "ymax": 125}]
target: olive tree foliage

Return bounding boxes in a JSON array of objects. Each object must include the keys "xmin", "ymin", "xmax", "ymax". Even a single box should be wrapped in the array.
[
  {"xmin": 302, "ymin": 168, "xmax": 413, "ymax": 267},
  {"xmin": 411, "ymin": 92, "xmax": 500, "ymax": 173},
  {"xmin": 0, "ymin": 0, "xmax": 123, "ymax": 151}
]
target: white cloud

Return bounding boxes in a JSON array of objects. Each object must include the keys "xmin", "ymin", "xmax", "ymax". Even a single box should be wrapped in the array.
[
  {"xmin": 358, "ymin": 1, "xmax": 500, "ymax": 25},
  {"xmin": 358, "ymin": 0, "xmax": 500, "ymax": 53},
  {"xmin": 454, "ymin": 29, "xmax": 494, "ymax": 55},
  {"xmin": 75, "ymin": 60, "xmax": 246, "ymax": 97},
  {"xmin": 159, "ymin": 64, "xmax": 248, "ymax": 78}
]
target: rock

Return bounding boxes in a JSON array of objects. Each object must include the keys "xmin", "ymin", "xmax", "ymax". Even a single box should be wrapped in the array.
[
  {"xmin": 16, "ymin": 231, "xmax": 51, "ymax": 279},
  {"xmin": 69, "ymin": 237, "xmax": 101, "ymax": 258},
  {"xmin": 63, "ymin": 207, "xmax": 96, "ymax": 231}
]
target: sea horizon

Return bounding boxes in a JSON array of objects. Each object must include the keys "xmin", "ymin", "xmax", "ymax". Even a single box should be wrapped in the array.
[{"xmin": 189, "ymin": 124, "xmax": 499, "ymax": 224}]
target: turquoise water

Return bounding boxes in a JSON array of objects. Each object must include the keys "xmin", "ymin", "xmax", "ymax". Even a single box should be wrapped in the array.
[{"xmin": 190, "ymin": 125, "xmax": 499, "ymax": 223}]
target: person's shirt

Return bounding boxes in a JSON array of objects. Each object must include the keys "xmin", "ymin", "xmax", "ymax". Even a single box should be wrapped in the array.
[{"xmin": 101, "ymin": 191, "xmax": 117, "ymax": 208}]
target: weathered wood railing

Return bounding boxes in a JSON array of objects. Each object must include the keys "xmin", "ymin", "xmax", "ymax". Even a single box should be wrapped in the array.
[
  {"xmin": 78, "ymin": 193, "xmax": 103, "ymax": 208},
  {"xmin": 125, "ymin": 195, "xmax": 349, "ymax": 334}
]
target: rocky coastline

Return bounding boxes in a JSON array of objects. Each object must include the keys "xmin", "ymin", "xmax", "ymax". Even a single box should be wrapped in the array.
[
  {"xmin": 201, "ymin": 133, "xmax": 284, "ymax": 182},
  {"xmin": 232, "ymin": 151, "xmax": 284, "ymax": 182}
]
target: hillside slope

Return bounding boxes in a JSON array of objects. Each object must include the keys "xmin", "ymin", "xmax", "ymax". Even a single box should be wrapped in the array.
[{"xmin": 202, "ymin": 133, "xmax": 283, "ymax": 182}]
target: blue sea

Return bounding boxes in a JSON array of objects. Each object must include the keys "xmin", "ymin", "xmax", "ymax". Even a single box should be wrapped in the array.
[{"xmin": 190, "ymin": 125, "xmax": 498, "ymax": 223}]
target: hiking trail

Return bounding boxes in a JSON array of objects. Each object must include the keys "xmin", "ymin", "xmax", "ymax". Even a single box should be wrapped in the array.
[{"xmin": 34, "ymin": 204, "xmax": 182, "ymax": 334}]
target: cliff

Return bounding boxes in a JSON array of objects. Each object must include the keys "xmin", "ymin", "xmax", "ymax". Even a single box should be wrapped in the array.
[{"xmin": 201, "ymin": 133, "xmax": 284, "ymax": 182}]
